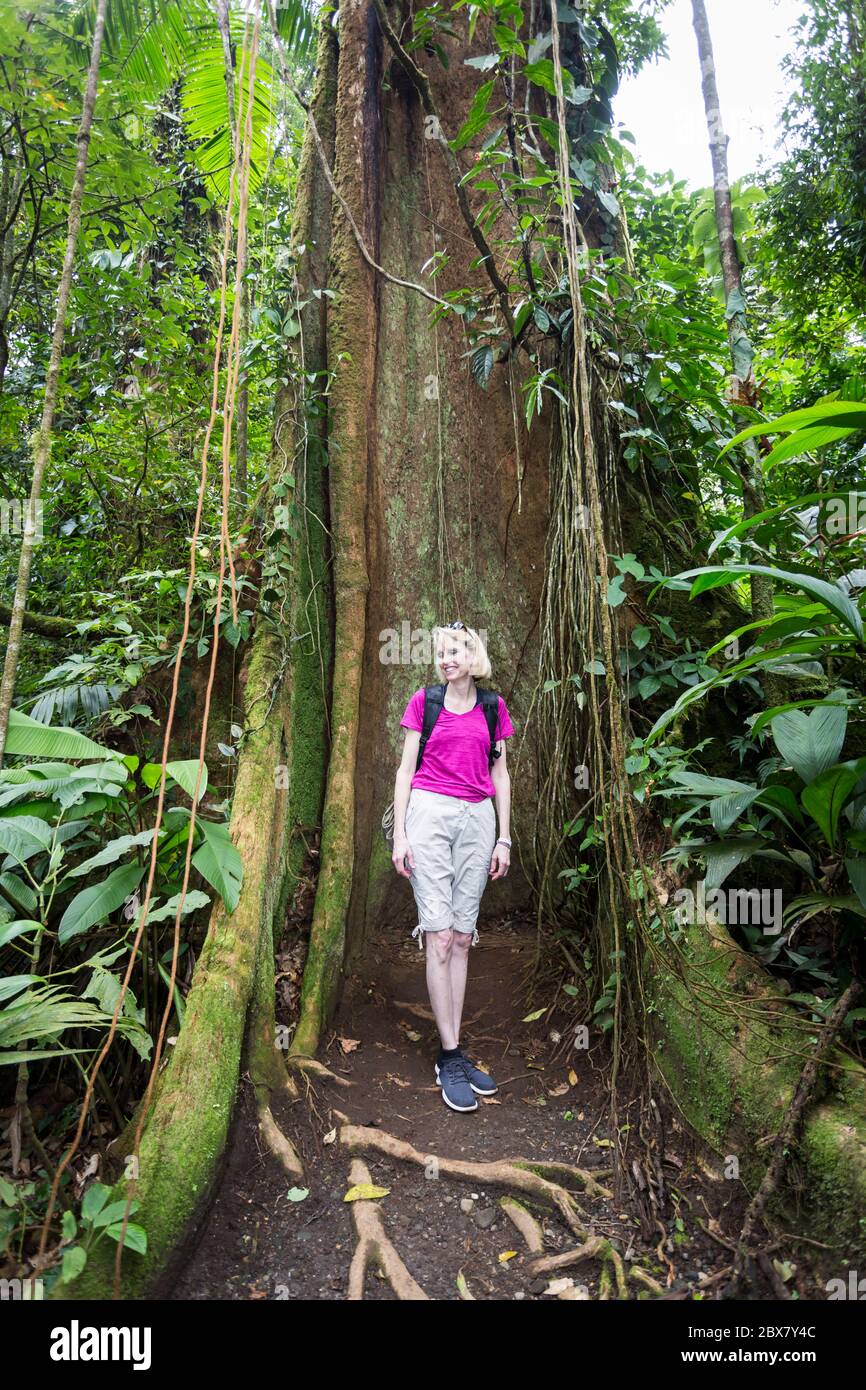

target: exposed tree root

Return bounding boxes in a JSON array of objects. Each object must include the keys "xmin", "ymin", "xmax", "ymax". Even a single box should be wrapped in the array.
[
  {"xmin": 527, "ymin": 1236, "xmax": 629, "ymax": 1297},
  {"xmin": 629, "ymin": 1264, "xmax": 665, "ymax": 1296},
  {"xmin": 346, "ymin": 1159, "xmax": 429, "ymax": 1300},
  {"xmin": 500, "ymin": 1195, "xmax": 545, "ymax": 1252},
  {"xmin": 339, "ymin": 1124, "xmax": 601, "ymax": 1237},
  {"xmin": 286, "ymin": 1055, "xmax": 354, "ymax": 1087},
  {"xmin": 521, "ymin": 1159, "xmax": 612, "ymax": 1200},
  {"xmin": 337, "ymin": 1129, "xmax": 663, "ymax": 1299},
  {"xmin": 391, "ymin": 1000, "xmax": 435, "ymax": 1022},
  {"xmin": 257, "ymin": 1101, "xmax": 304, "ymax": 1180}
]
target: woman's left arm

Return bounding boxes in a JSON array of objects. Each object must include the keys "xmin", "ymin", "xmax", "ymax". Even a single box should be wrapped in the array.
[{"xmin": 489, "ymin": 739, "xmax": 511, "ymax": 880}]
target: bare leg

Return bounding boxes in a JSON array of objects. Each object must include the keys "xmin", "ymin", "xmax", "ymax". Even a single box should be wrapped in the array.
[
  {"xmin": 425, "ymin": 929, "xmax": 458, "ymax": 1050},
  {"xmin": 448, "ymin": 931, "xmax": 472, "ymax": 1044}
]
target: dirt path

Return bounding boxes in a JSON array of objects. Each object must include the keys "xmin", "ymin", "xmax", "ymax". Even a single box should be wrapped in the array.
[{"xmin": 170, "ymin": 913, "xmax": 824, "ymax": 1301}]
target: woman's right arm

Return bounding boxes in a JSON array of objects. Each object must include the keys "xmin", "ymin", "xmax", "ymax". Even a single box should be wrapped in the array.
[{"xmin": 392, "ymin": 728, "xmax": 420, "ymax": 878}]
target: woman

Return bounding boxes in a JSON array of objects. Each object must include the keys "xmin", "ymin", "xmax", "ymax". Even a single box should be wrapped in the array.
[{"xmin": 391, "ymin": 622, "xmax": 514, "ymax": 1113}]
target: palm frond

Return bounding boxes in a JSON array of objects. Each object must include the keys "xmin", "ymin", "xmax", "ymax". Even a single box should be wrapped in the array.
[
  {"xmin": 272, "ymin": 0, "xmax": 317, "ymax": 65},
  {"xmin": 181, "ymin": 36, "xmax": 277, "ymax": 200}
]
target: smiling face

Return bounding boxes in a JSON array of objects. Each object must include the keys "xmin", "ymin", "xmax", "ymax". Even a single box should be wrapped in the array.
[{"xmin": 435, "ymin": 633, "xmax": 474, "ymax": 683}]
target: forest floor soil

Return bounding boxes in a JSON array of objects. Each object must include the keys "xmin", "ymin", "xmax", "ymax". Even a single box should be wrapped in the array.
[{"xmin": 171, "ymin": 913, "xmax": 831, "ymax": 1301}]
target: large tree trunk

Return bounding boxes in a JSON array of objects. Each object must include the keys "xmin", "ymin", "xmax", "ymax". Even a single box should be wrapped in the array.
[{"xmin": 291, "ymin": 0, "xmax": 550, "ymax": 1054}]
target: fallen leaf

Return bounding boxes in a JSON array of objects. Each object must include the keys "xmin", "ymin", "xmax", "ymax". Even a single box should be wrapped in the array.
[
  {"xmin": 286, "ymin": 1187, "xmax": 309, "ymax": 1202},
  {"xmin": 456, "ymin": 1269, "xmax": 475, "ymax": 1300},
  {"xmin": 522, "ymin": 1008, "xmax": 547, "ymax": 1022},
  {"xmin": 339, "ymin": 1037, "xmax": 361, "ymax": 1054},
  {"xmin": 498, "ymin": 1250, "xmax": 518, "ymax": 1263},
  {"xmin": 568, "ymin": 1069, "xmax": 578, "ymax": 1086},
  {"xmin": 547, "ymin": 1083, "xmax": 569, "ymax": 1097},
  {"xmin": 323, "ymin": 1127, "xmax": 337, "ymax": 1145},
  {"xmin": 344, "ymin": 1183, "xmax": 390, "ymax": 1203}
]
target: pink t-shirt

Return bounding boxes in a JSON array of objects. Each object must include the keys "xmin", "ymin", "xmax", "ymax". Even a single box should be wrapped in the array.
[{"xmin": 400, "ymin": 687, "xmax": 514, "ymax": 802}]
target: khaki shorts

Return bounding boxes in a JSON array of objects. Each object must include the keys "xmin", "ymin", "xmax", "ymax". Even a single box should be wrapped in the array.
[{"xmin": 404, "ymin": 788, "xmax": 497, "ymax": 949}]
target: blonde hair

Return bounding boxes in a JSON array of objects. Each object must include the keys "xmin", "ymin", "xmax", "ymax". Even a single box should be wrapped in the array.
[{"xmin": 432, "ymin": 624, "xmax": 492, "ymax": 682}]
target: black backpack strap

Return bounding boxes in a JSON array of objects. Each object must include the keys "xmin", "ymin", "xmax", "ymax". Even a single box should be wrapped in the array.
[
  {"xmin": 475, "ymin": 687, "xmax": 502, "ymax": 771},
  {"xmin": 416, "ymin": 684, "xmax": 446, "ymax": 771}
]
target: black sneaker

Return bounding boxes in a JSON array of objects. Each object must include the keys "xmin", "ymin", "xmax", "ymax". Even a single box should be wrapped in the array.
[
  {"xmin": 434, "ymin": 1055, "xmax": 478, "ymax": 1112},
  {"xmin": 456, "ymin": 1048, "xmax": 498, "ymax": 1096}
]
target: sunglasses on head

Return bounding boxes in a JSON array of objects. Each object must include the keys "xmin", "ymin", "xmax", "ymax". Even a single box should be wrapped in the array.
[{"xmin": 444, "ymin": 620, "xmax": 465, "ymax": 631}]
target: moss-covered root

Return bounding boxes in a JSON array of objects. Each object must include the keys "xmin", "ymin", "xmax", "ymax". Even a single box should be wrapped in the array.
[
  {"xmin": 500, "ymin": 1196, "xmax": 663, "ymax": 1299},
  {"xmin": 55, "ymin": 626, "xmax": 291, "ymax": 1300},
  {"xmin": 246, "ymin": 876, "xmax": 305, "ymax": 1181},
  {"xmin": 346, "ymin": 1158, "xmax": 429, "ymax": 1300},
  {"xmin": 339, "ymin": 1124, "xmax": 596, "ymax": 1238},
  {"xmin": 526, "ymin": 1238, "xmax": 663, "ymax": 1299}
]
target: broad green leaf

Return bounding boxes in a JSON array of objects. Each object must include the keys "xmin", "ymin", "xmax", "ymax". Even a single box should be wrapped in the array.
[
  {"xmin": 676, "ymin": 565, "xmax": 863, "ymax": 641},
  {"xmin": 771, "ymin": 696, "xmax": 848, "ymax": 784},
  {"xmin": 762, "ymin": 424, "xmax": 859, "ymax": 470},
  {"xmin": 453, "ymin": 78, "xmax": 495, "ymax": 149},
  {"xmin": 752, "ymin": 695, "xmax": 854, "ymax": 738},
  {"xmin": 61, "ymin": 1246, "xmax": 87, "ymax": 1283},
  {"xmin": 665, "ymin": 772, "xmax": 755, "ymax": 797},
  {"xmin": 192, "ymin": 820, "xmax": 243, "ymax": 913},
  {"xmin": 81, "ymin": 1182, "xmax": 110, "ymax": 1223},
  {"xmin": 141, "ymin": 760, "xmax": 208, "ymax": 803},
  {"xmin": 3, "ymin": 709, "xmax": 122, "ymax": 761},
  {"xmin": 0, "ymin": 975, "xmax": 43, "ymax": 1004},
  {"xmin": 783, "ymin": 893, "xmax": 866, "ymax": 925},
  {"xmin": 801, "ymin": 759, "xmax": 866, "ymax": 850},
  {"xmin": 144, "ymin": 890, "xmax": 210, "ymax": 925},
  {"xmin": 718, "ymin": 401, "xmax": 866, "ymax": 457},
  {"xmin": 0, "ymin": 816, "xmax": 53, "ymax": 866},
  {"xmin": 58, "ymin": 863, "xmax": 146, "ymax": 945},
  {"xmin": 0, "ymin": 919, "xmax": 44, "ymax": 949},
  {"xmin": 709, "ymin": 788, "xmax": 760, "ymax": 833},
  {"xmin": 67, "ymin": 829, "xmax": 158, "ymax": 878},
  {"xmin": 701, "ymin": 837, "xmax": 766, "ymax": 889},
  {"xmin": 845, "ymin": 858, "xmax": 866, "ymax": 910},
  {"xmin": 0, "ymin": 872, "xmax": 38, "ymax": 914},
  {"xmin": 105, "ymin": 1222, "xmax": 147, "ymax": 1254}
]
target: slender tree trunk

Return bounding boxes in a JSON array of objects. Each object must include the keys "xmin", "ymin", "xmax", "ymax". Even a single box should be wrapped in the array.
[
  {"xmin": 691, "ymin": 0, "xmax": 773, "ymax": 629},
  {"xmin": 0, "ymin": 0, "xmax": 109, "ymax": 762},
  {"xmin": 214, "ymin": 0, "xmax": 249, "ymax": 508}
]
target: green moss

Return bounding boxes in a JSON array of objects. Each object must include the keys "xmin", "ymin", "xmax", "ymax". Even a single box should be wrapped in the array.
[{"xmin": 648, "ymin": 920, "xmax": 866, "ymax": 1260}]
